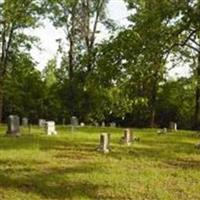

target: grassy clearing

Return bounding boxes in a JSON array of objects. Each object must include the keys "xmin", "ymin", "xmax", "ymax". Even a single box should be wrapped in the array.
[{"xmin": 0, "ymin": 125, "xmax": 200, "ymax": 200}]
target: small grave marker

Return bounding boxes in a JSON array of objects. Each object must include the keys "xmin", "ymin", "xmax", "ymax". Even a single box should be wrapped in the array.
[
  {"xmin": 39, "ymin": 119, "xmax": 46, "ymax": 128},
  {"xmin": 22, "ymin": 117, "xmax": 28, "ymax": 126}
]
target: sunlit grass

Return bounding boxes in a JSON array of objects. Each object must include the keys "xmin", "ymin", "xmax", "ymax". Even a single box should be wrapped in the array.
[{"xmin": 0, "ymin": 125, "xmax": 200, "ymax": 200}]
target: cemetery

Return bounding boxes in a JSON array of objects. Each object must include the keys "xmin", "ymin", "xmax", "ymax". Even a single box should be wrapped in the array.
[
  {"xmin": 0, "ymin": 122, "xmax": 200, "ymax": 200},
  {"xmin": 1, "ymin": 0, "xmax": 200, "ymax": 199}
]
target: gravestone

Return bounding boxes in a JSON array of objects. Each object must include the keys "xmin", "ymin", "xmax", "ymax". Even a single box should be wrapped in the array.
[
  {"xmin": 169, "ymin": 122, "xmax": 177, "ymax": 132},
  {"xmin": 71, "ymin": 116, "xmax": 78, "ymax": 132},
  {"xmin": 97, "ymin": 133, "xmax": 110, "ymax": 153},
  {"xmin": 22, "ymin": 117, "xmax": 28, "ymax": 126},
  {"xmin": 101, "ymin": 121, "xmax": 105, "ymax": 127},
  {"xmin": 80, "ymin": 122, "xmax": 85, "ymax": 127},
  {"xmin": 6, "ymin": 115, "xmax": 20, "ymax": 136},
  {"xmin": 71, "ymin": 116, "xmax": 79, "ymax": 126},
  {"xmin": 110, "ymin": 122, "xmax": 116, "ymax": 127},
  {"xmin": 39, "ymin": 119, "xmax": 46, "ymax": 128},
  {"xmin": 62, "ymin": 118, "xmax": 66, "ymax": 126},
  {"xmin": 120, "ymin": 129, "xmax": 133, "ymax": 145},
  {"xmin": 157, "ymin": 128, "xmax": 167, "ymax": 135},
  {"xmin": 45, "ymin": 121, "xmax": 57, "ymax": 135}
]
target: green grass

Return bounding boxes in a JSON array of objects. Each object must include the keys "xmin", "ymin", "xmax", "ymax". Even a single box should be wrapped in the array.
[{"xmin": 0, "ymin": 125, "xmax": 200, "ymax": 200}]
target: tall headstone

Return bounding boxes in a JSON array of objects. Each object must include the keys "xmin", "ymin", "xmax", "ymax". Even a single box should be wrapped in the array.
[
  {"xmin": 39, "ymin": 119, "xmax": 46, "ymax": 128},
  {"xmin": 120, "ymin": 129, "xmax": 133, "ymax": 145},
  {"xmin": 101, "ymin": 121, "xmax": 105, "ymax": 127},
  {"xmin": 97, "ymin": 133, "xmax": 110, "ymax": 153},
  {"xmin": 62, "ymin": 118, "xmax": 66, "ymax": 126},
  {"xmin": 6, "ymin": 115, "xmax": 20, "ymax": 136},
  {"xmin": 169, "ymin": 122, "xmax": 177, "ymax": 132},
  {"xmin": 45, "ymin": 121, "xmax": 57, "ymax": 135},
  {"xmin": 71, "ymin": 116, "xmax": 78, "ymax": 132},
  {"xmin": 22, "ymin": 117, "xmax": 28, "ymax": 126}
]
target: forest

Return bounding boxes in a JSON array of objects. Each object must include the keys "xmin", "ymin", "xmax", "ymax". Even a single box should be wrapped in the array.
[{"xmin": 0, "ymin": 0, "xmax": 200, "ymax": 129}]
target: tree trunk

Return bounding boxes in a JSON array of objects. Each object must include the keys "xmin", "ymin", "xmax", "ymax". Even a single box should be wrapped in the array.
[
  {"xmin": 194, "ymin": 51, "xmax": 200, "ymax": 129},
  {"xmin": 150, "ymin": 78, "xmax": 157, "ymax": 128},
  {"xmin": 0, "ymin": 78, "xmax": 4, "ymax": 123}
]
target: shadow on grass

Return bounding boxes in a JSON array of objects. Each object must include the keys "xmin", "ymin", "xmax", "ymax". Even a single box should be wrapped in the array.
[
  {"xmin": 0, "ymin": 161, "xmax": 108, "ymax": 199},
  {"xmin": 165, "ymin": 158, "xmax": 200, "ymax": 170}
]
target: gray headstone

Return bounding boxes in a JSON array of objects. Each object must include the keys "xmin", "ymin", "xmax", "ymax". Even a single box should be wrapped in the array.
[
  {"xmin": 110, "ymin": 122, "xmax": 116, "ymax": 127},
  {"xmin": 22, "ymin": 117, "xmax": 28, "ymax": 126},
  {"xmin": 97, "ymin": 133, "xmax": 110, "ymax": 153},
  {"xmin": 39, "ymin": 119, "xmax": 46, "ymax": 128},
  {"xmin": 169, "ymin": 122, "xmax": 177, "ymax": 132},
  {"xmin": 6, "ymin": 115, "xmax": 20, "ymax": 136},
  {"xmin": 71, "ymin": 116, "xmax": 79, "ymax": 126},
  {"xmin": 101, "ymin": 122, "xmax": 105, "ymax": 127}
]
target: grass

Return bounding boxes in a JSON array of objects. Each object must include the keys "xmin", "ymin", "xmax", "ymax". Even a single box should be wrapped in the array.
[{"xmin": 0, "ymin": 125, "xmax": 200, "ymax": 200}]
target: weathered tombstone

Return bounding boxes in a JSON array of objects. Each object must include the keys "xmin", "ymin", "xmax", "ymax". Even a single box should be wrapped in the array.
[
  {"xmin": 110, "ymin": 122, "xmax": 116, "ymax": 127},
  {"xmin": 169, "ymin": 122, "xmax": 177, "ymax": 132},
  {"xmin": 94, "ymin": 122, "xmax": 99, "ymax": 127},
  {"xmin": 45, "ymin": 121, "xmax": 57, "ymax": 135},
  {"xmin": 6, "ymin": 115, "xmax": 20, "ymax": 136},
  {"xmin": 97, "ymin": 133, "xmax": 110, "ymax": 153},
  {"xmin": 120, "ymin": 129, "xmax": 133, "ymax": 145},
  {"xmin": 39, "ymin": 119, "xmax": 46, "ymax": 128},
  {"xmin": 22, "ymin": 117, "xmax": 28, "ymax": 126},
  {"xmin": 157, "ymin": 128, "xmax": 167, "ymax": 135},
  {"xmin": 62, "ymin": 118, "xmax": 66, "ymax": 126},
  {"xmin": 70, "ymin": 116, "xmax": 78, "ymax": 132},
  {"xmin": 71, "ymin": 116, "xmax": 78, "ymax": 126},
  {"xmin": 101, "ymin": 121, "xmax": 105, "ymax": 127}
]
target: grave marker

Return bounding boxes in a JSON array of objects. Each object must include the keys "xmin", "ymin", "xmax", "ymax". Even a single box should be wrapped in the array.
[
  {"xmin": 45, "ymin": 121, "xmax": 57, "ymax": 135},
  {"xmin": 6, "ymin": 115, "xmax": 20, "ymax": 136},
  {"xmin": 97, "ymin": 133, "xmax": 110, "ymax": 153},
  {"xmin": 120, "ymin": 129, "xmax": 133, "ymax": 145},
  {"xmin": 169, "ymin": 122, "xmax": 177, "ymax": 132},
  {"xmin": 22, "ymin": 117, "xmax": 28, "ymax": 126},
  {"xmin": 39, "ymin": 119, "xmax": 46, "ymax": 128}
]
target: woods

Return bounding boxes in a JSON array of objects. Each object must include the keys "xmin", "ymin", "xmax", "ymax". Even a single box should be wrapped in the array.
[{"xmin": 0, "ymin": 0, "xmax": 200, "ymax": 129}]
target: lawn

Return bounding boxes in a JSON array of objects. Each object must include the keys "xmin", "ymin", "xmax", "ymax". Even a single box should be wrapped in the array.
[{"xmin": 0, "ymin": 125, "xmax": 200, "ymax": 200}]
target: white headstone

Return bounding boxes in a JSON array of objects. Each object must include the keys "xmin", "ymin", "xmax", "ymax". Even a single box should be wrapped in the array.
[
  {"xmin": 80, "ymin": 122, "xmax": 85, "ymax": 127},
  {"xmin": 45, "ymin": 121, "xmax": 57, "ymax": 135}
]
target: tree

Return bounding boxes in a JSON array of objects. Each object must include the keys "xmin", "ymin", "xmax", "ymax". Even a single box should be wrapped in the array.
[{"xmin": 0, "ymin": 0, "xmax": 43, "ymax": 122}]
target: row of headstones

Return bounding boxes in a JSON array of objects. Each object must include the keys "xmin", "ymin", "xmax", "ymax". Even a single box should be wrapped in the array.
[
  {"xmin": 97, "ymin": 129, "xmax": 139, "ymax": 153},
  {"xmin": 157, "ymin": 122, "xmax": 178, "ymax": 134},
  {"xmin": 6, "ymin": 115, "xmax": 57, "ymax": 136},
  {"xmin": 6, "ymin": 115, "xmax": 28, "ymax": 136}
]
